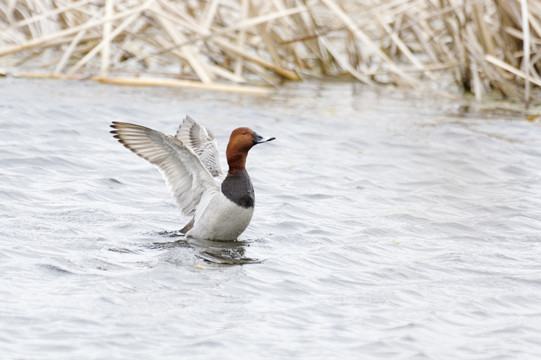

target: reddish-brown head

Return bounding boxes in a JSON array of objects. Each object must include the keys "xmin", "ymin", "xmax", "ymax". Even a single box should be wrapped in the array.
[{"xmin": 226, "ymin": 127, "xmax": 275, "ymax": 173}]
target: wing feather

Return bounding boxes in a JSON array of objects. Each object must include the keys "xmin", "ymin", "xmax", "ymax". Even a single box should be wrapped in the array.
[
  {"xmin": 110, "ymin": 121, "xmax": 219, "ymax": 215},
  {"xmin": 175, "ymin": 115, "xmax": 224, "ymax": 177}
]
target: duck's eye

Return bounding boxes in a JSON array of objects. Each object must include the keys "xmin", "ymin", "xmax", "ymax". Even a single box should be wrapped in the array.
[{"xmin": 242, "ymin": 131, "xmax": 247, "ymax": 135}]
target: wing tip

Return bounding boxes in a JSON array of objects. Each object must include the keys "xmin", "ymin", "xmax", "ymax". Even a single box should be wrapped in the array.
[
  {"xmin": 110, "ymin": 121, "xmax": 122, "ymax": 128},
  {"xmin": 175, "ymin": 114, "xmax": 197, "ymax": 138},
  {"xmin": 183, "ymin": 114, "xmax": 196, "ymax": 124}
]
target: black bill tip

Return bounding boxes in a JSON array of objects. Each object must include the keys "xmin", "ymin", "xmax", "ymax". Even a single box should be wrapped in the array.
[{"xmin": 253, "ymin": 132, "xmax": 276, "ymax": 145}]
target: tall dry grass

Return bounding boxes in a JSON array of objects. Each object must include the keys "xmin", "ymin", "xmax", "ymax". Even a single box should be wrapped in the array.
[{"xmin": 0, "ymin": 0, "xmax": 539, "ymax": 103}]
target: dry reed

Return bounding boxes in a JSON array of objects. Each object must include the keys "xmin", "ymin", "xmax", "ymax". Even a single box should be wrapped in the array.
[{"xmin": 0, "ymin": 0, "xmax": 540, "ymax": 103}]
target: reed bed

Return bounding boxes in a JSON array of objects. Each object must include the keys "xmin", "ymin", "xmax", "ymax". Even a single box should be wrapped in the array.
[{"xmin": 0, "ymin": 0, "xmax": 539, "ymax": 103}]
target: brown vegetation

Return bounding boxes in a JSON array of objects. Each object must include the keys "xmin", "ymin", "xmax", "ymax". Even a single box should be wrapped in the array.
[{"xmin": 0, "ymin": 0, "xmax": 539, "ymax": 103}]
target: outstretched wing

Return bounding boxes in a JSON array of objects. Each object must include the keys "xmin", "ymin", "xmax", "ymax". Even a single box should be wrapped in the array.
[
  {"xmin": 175, "ymin": 115, "xmax": 224, "ymax": 178},
  {"xmin": 110, "ymin": 121, "xmax": 219, "ymax": 215}
]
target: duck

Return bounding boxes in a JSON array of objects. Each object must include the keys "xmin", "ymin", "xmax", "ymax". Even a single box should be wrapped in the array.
[{"xmin": 110, "ymin": 115, "xmax": 275, "ymax": 241}]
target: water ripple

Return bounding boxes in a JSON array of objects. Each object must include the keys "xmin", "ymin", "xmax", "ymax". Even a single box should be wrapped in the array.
[{"xmin": 1, "ymin": 79, "xmax": 541, "ymax": 359}]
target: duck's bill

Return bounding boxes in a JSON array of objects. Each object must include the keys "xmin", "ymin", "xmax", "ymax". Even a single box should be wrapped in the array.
[{"xmin": 253, "ymin": 133, "xmax": 276, "ymax": 144}]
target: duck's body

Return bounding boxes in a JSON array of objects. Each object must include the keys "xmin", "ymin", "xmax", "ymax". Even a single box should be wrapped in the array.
[
  {"xmin": 110, "ymin": 116, "xmax": 274, "ymax": 241},
  {"xmin": 187, "ymin": 188, "xmax": 254, "ymax": 240}
]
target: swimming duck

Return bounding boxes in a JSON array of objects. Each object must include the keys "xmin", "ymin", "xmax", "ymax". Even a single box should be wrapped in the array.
[{"xmin": 110, "ymin": 116, "xmax": 275, "ymax": 241}]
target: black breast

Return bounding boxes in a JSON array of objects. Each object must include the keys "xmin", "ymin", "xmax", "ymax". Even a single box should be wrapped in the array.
[{"xmin": 221, "ymin": 170, "xmax": 255, "ymax": 208}]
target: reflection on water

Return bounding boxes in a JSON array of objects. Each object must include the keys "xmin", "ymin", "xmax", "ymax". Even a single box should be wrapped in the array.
[{"xmin": 152, "ymin": 231, "xmax": 262, "ymax": 265}]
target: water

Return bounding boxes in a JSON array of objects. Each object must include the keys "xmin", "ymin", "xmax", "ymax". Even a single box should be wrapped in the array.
[{"xmin": 1, "ymin": 78, "xmax": 541, "ymax": 359}]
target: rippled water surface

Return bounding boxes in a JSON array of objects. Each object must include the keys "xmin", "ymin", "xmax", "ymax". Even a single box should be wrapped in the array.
[{"xmin": 1, "ymin": 78, "xmax": 541, "ymax": 359}]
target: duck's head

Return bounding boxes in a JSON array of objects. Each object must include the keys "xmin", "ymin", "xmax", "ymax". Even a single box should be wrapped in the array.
[
  {"xmin": 226, "ymin": 127, "xmax": 275, "ymax": 171},
  {"xmin": 227, "ymin": 127, "xmax": 275, "ymax": 153}
]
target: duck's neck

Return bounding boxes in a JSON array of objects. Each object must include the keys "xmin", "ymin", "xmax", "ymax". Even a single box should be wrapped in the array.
[
  {"xmin": 226, "ymin": 150, "xmax": 247, "ymax": 175},
  {"xmin": 222, "ymin": 152, "xmax": 254, "ymax": 208}
]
